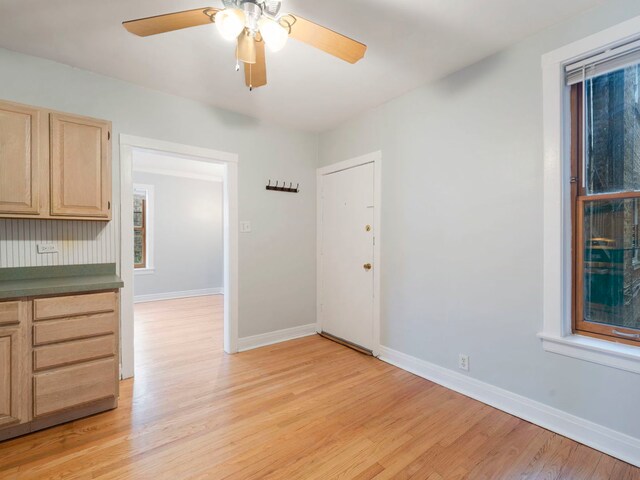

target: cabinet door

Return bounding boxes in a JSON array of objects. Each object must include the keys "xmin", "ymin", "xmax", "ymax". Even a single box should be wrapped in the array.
[
  {"xmin": 0, "ymin": 328, "xmax": 27, "ymax": 428},
  {"xmin": 0, "ymin": 101, "xmax": 41, "ymax": 215},
  {"xmin": 50, "ymin": 113, "xmax": 111, "ymax": 219}
]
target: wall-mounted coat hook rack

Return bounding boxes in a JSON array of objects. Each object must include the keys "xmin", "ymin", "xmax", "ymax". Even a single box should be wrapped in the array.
[{"xmin": 266, "ymin": 179, "xmax": 299, "ymax": 193}]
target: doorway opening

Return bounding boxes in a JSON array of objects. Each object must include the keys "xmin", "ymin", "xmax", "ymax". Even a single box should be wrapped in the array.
[
  {"xmin": 132, "ymin": 151, "xmax": 225, "ymax": 376},
  {"xmin": 119, "ymin": 135, "xmax": 238, "ymax": 379}
]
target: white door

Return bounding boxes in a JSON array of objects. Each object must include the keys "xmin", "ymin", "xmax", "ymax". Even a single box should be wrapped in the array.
[{"xmin": 320, "ymin": 162, "xmax": 375, "ymax": 351}]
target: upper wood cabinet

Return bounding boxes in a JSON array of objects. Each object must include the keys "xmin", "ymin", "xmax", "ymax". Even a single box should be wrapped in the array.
[
  {"xmin": 50, "ymin": 113, "xmax": 111, "ymax": 218},
  {"xmin": 0, "ymin": 99, "xmax": 112, "ymax": 221},
  {"xmin": 0, "ymin": 102, "xmax": 42, "ymax": 215}
]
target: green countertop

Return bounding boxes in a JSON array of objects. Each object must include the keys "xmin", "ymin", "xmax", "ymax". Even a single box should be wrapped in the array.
[{"xmin": 0, "ymin": 264, "xmax": 123, "ymax": 300}]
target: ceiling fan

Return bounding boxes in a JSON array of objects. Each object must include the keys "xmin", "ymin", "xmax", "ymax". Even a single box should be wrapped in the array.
[{"xmin": 123, "ymin": 1, "xmax": 367, "ymax": 90}]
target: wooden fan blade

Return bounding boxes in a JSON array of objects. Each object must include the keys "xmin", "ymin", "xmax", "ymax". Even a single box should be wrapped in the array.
[
  {"xmin": 245, "ymin": 40, "xmax": 267, "ymax": 89},
  {"xmin": 237, "ymin": 31, "xmax": 257, "ymax": 64},
  {"xmin": 123, "ymin": 8, "xmax": 218, "ymax": 37},
  {"xmin": 284, "ymin": 14, "xmax": 366, "ymax": 64}
]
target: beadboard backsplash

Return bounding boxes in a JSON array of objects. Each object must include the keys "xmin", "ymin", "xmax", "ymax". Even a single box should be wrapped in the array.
[{"xmin": 0, "ymin": 219, "xmax": 117, "ymax": 268}]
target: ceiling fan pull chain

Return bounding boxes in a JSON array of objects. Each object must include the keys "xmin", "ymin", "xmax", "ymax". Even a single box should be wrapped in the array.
[
  {"xmin": 235, "ymin": 49, "xmax": 240, "ymax": 72},
  {"xmin": 249, "ymin": 64, "xmax": 253, "ymax": 91}
]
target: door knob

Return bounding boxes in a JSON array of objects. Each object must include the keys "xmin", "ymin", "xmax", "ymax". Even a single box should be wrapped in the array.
[{"xmin": 363, "ymin": 263, "xmax": 372, "ymax": 271}]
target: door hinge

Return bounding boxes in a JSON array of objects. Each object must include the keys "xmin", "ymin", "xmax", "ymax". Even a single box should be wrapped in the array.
[
  {"xmin": 570, "ymin": 176, "xmax": 578, "ymax": 184},
  {"xmin": 108, "ymin": 131, "xmax": 111, "ymax": 141},
  {"xmin": 108, "ymin": 201, "xmax": 111, "ymax": 210}
]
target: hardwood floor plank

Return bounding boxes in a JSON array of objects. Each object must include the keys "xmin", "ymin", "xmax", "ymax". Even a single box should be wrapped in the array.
[
  {"xmin": 0, "ymin": 295, "xmax": 636, "ymax": 479},
  {"xmin": 556, "ymin": 444, "xmax": 606, "ymax": 479}
]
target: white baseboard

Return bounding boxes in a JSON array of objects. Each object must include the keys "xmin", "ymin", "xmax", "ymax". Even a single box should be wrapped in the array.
[
  {"xmin": 378, "ymin": 346, "xmax": 640, "ymax": 468},
  {"xmin": 238, "ymin": 324, "xmax": 317, "ymax": 352},
  {"xmin": 133, "ymin": 287, "xmax": 223, "ymax": 303}
]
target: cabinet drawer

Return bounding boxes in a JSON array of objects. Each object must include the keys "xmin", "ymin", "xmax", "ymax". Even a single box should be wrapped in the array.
[
  {"xmin": 33, "ymin": 313, "xmax": 116, "ymax": 346},
  {"xmin": 34, "ymin": 335, "xmax": 115, "ymax": 371},
  {"xmin": 34, "ymin": 292, "xmax": 116, "ymax": 321},
  {"xmin": 0, "ymin": 301, "xmax": 21, "ymax": 326},
  {"xmin": 33, "ymin": 357, "xmax": 116, "ymax": 417}
]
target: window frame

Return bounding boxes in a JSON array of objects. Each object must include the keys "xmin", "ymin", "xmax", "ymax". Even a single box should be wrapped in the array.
[
  {"xmin": 540, "ymin": 17, "xmax": 640, "ymax": 374},
  {"xmin": 570, "ymin": 82, "xmax": 640, "ymax": 345},
  {"xmin": 133, "ymin": 184, "xmax": 155, "ymax": 274}
]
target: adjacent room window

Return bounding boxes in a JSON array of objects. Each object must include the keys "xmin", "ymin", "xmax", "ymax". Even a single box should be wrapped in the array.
[
  {"xmin": 569, "ymin": 57, "xmax": 640, "ymax": 344},
  {"xmin": 133, "ymin": 184, "xmax": 154, "ymax": 271},
  {"xmin": 133, "ymin": 191, "xmax": 147, "ymax": 268}
]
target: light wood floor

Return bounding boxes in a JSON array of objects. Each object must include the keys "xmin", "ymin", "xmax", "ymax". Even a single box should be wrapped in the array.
[{"xmin": 0, "ymin": 295, "xmax": 637, "ymax": 479}]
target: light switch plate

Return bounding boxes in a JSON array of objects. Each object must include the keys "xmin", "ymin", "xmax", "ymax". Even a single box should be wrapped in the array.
[
  {"xmin": 37, "ymin": 243, "xmax": 58, "ymax": 254},
  {"xmin": 240, "ymin": 221, "xmax": 252, "ymax": 233}
]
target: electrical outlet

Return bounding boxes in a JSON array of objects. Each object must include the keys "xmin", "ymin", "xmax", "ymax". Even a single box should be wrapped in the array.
[
  {"xmin": 458, "ymin": 354, "xmax": 470, "ymax": 372},
  {"xmin": 37, "ymin": 243, "xmax": 58, "ymax": 254}
]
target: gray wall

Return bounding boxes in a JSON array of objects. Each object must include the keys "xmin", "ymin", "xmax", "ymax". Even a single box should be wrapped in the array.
[
  {"xmin": 319, "ymin": 0, "xmax": 640, "ymax": 439},
  {"xmin": 133, "ymin": 172, "xmax": 223, "ymax": 298},
  {"xmin": 0, "ymin": 46, "xmax": 318, "ymax": 338},
  {"xmin": 2, "ymin": 0, "xmax": 639, "ymax": 443}
]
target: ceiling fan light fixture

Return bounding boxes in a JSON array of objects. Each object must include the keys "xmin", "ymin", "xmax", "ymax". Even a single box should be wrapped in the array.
[
  {"xmin": 215, "ymin": 8, "xmax": 246, "ymax": 41},
  {"xmin": 258, "ymin": 18, "xmax": 288, "ymax": 52}
]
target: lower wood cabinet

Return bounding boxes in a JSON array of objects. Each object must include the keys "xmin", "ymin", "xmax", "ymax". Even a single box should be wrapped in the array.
[
  {"xmin": 0, "ymin": 291, "xmax": 119, "ymax": 442},
  {"xmin": 0, "ymin": 325, "xmax": 29, "ymax": 429}
]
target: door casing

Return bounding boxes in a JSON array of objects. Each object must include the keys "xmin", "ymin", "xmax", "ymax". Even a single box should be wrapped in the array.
[
  {"xmin": 119, "ymin": 135, "xmax": 239, "ymax": 379},
  {"xmin": 316, "ymin": 151, "xmax": 382, "ymax": 356}
]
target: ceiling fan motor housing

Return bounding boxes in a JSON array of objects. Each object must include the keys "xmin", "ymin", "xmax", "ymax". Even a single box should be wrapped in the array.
[
  {"xmin": 222, "ymin": 0, "xmax": 282, "ymax": 19},
  {"xmin": 242, "ymin": 2, "xmax": 262, "ymax": 34}
]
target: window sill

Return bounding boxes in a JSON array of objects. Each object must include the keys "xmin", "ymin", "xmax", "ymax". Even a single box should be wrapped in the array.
[
  {"xmin": 538, "ymin": 332, "xmax": 640, "ymax": 374},
  {"xmin": 134, "ymin": 268, "xmax": 155, "ymax": 276}
]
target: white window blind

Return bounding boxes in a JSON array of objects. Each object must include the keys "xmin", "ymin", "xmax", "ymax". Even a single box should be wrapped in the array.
[{"xmin": 566, "ymin": 38, "xmax": 640, "ymax": 85}]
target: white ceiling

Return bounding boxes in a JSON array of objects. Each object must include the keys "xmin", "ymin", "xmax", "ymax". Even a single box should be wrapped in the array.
[{"xmin": 0, "ymin": 0, "xmax": 606, "ymax": 131}]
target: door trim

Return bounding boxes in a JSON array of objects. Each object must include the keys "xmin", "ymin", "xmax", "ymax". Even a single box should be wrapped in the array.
[
  {"xmin": 316, "ymin": 151, "xmax": 382, "ymax": 356},
  {"xmin": 119, "ymin": 134, "xmax": 239, "ymax": 379}
]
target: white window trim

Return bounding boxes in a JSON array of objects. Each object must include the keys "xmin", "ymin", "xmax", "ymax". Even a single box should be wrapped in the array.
[
  {"xmin": 133, "ymin": 183, "xmax": 155, "ymax": 275},
  {"xmin": 541, "ymin": 15, "xmax": 640, "ymax": 375}
]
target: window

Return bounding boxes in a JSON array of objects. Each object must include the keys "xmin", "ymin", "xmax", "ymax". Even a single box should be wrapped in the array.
[
  {"xmin": 133, "ymin": 192, "xmax": 146, "ymax": 268},
  {"xmin": 541, "ymin": 22, "xmax": 640, "ymax": 373},
  {"xmin": 570, "ymin": 62, "xmax": 640, "ymax": 344},
  {"xmin": 133, "ymin": 184, "xmax": 154, "ymax": 272}
]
